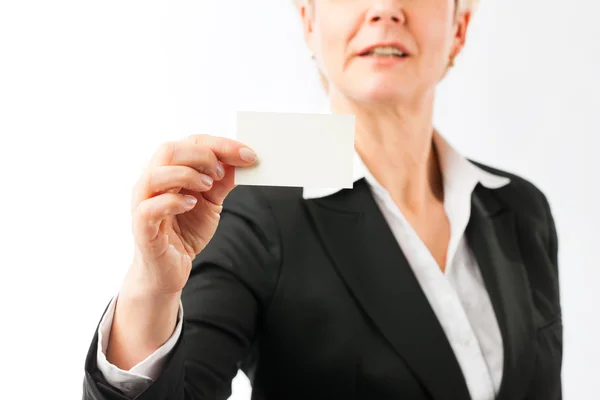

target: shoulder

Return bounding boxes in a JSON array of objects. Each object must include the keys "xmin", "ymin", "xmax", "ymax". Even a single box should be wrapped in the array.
[
  {"xmin": 469, "ymin": 160, "xmax": 556, "ymax": 248},
  {"xmin": 223, "ymin": 185, "xmax": 304, "ymax": 216},
  {"xmin": 192, "ymin": 186, "xmax": 303, "ymax": 295},
  {"xmin": 470, "ymin": 160, "xmax": 552, "ymax": 215},
  {"xmin": 220, "ymin": 185, "xmax": 306, "ymax": 243}
]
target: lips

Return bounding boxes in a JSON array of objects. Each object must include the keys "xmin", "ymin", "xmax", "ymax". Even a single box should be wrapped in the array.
[
  {"xmin": 358, "ymin": 42, "xmax": 410, "ymax": 57},
  {"xmin": 360, "ymin": 47, "xmax": 407, "ymax": 58}
]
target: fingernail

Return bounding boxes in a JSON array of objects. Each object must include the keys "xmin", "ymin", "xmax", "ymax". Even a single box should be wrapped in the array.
[
  {"xmin": 184, "ymin": 195, "xmax": 198, "ymax": 205},
  {"xmin": 216, "ymin": 163, "xmax": 225, "ymax": 178},
  {"xmin": 239, "ymin": 148, "xmax": 257, "ymax": 163},
  {"xmin": 201, "ymin": 175, "xmax": 213, "ymax": 186}
]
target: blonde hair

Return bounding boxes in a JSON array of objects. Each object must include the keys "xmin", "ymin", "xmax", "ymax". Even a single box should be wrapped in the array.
[{"xmin": 293, "ymin": 0, "xmax": 478, "ymax": 93}]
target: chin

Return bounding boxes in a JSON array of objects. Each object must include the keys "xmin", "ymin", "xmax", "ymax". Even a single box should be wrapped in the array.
[{"xmin": 347, "ymin": 82, "xmax": 411, "ymax": 105}]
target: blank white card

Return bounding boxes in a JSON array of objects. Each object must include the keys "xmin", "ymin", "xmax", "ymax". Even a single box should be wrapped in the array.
[{"xmin": 234, "ymin": 111, "xmax": 356, "ymax": 188}]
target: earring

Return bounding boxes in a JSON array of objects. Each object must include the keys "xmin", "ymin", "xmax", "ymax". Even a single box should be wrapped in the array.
[
  {"xmin": 448, "ymin": 57, "xmax": 455, "ymax": 68},
  {"xmin": 311, "ymin": 52, "xmax": 315, "ymax": 60}
]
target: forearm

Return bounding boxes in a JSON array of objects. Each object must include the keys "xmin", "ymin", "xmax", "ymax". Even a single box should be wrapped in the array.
[{"xmin": 106, "ymin": 279, "xmax": 181, "ymax": 371}]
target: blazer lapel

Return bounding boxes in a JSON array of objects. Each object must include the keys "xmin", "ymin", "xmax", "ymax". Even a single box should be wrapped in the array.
[
  {"xmin": 305, "ymin": 179, "xmax": 471, "ymax": 400},
  {"xmin": 466, "ymin": 185, "xmax": 537, "ymax": 400}
]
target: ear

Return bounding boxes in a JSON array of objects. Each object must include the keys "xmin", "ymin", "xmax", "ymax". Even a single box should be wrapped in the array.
[
  {"xmin": 450, "ymin": 10, "xmax": 471, "ymax": 59},
  {"xmin": 299, "ymin": 1, "xmax": 316, "ymax": 56}
]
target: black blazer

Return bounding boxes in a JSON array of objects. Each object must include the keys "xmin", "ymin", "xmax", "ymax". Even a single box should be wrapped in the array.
[{"xmin": 83, "ymin": 162, "xmax": 562, "ymax": 400}]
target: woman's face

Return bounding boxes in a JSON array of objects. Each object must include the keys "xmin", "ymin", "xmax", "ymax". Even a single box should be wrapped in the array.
[{"xmin": 302, "ymin": 0, "xmax": 471, "ymax": 103}]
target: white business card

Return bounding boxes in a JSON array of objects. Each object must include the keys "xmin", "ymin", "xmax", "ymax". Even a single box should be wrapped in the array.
[{"xmin": 234, "ymin": 111, "xmax": 355, "ymax": 188}]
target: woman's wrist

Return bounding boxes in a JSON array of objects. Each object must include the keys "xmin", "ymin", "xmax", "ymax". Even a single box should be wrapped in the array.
[{"xmin": 105, "ymin": 272, "xmax": 182, "ymax": 370}]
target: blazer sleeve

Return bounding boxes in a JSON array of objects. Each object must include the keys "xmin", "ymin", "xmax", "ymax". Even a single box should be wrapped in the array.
[
  {"xmin": 544, "ymin": 192, "xmax": 562, "ymax": 400},
  {"xmin": 543, "ymin": 193, "xmax": 560, "ymax": 301},
  {"xmin": 82, "ymin": 185, "xmax": 282, "ymax": 400},
  {"xmin": 526, "ymin": 190, "xmax": 562, "ymax": 400}
]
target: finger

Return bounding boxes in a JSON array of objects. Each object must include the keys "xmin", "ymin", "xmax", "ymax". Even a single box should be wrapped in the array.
[
  {"xmin": 150, "ymin": 141, "xmax": 224, "ymax": 181},
  {"xmin": 133, "ymin": 165, "xmax": 214, "ymax": 208},
  {"xmin": 184, "ymin": 134, "xmax": 257, "ymax": 166},
  {"xmin": 201, "ymin": 163, "xmax": 236, "ymax": 206},
  {"xmin": 133, "ymin": 192, "xmax": 198, "ymax": 255}
]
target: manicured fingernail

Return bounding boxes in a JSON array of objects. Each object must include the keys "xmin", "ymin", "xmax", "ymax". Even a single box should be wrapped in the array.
[
  {"xmin": 239, "ymin": 148, "xmax": 257, "ymax": 163},
  {"xmin": 216, "ymin": 163, "xmax": 225, "ymax": 178},
  {"xmin": 184, "ymin": 195, "xmax": 198, "ymax": 205},
  {"xmin": 201, "ymin": 175, "xmax": 213, "ymax": 186}
]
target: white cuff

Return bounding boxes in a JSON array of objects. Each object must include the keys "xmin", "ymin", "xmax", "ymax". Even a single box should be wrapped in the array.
[{"xmin": 95, "ymin": 294, "xmax": 184, "ymax": 397}]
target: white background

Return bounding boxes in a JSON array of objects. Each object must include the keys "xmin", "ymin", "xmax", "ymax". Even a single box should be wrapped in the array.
[{"xmin": 0, "ymin": 0, "xmax": 598, "ymax": 398}]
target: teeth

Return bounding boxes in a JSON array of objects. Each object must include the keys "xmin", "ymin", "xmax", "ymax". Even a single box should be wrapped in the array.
[{"xmin": 365, "ymin": 46, "xmax": 405, "ymax": 57}]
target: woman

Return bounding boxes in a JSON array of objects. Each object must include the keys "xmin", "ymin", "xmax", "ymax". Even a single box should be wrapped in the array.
[{"xmin": 83, "ymin": 0, "xmax": 562, "ymax": 399}]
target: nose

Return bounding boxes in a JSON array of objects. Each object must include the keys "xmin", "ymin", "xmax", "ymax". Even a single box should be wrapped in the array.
[{"xmin": 365, "ymin": 1, "xmax": 406, "ymax": 25}]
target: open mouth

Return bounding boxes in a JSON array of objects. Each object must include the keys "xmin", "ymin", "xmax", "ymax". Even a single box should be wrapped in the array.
[{"xmin": 359, "ymin": 46, "xmax": 408, "ymax": 58}]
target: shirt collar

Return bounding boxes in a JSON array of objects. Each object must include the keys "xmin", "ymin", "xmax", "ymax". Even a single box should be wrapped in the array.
[{"xmin": 302, "ymin": 131, "xmax": 510, "ymax": 200}]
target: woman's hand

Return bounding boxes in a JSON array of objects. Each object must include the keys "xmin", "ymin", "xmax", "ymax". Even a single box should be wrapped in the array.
[
  {"xmin": 127, "ymin": 134, "xmax": 257, "ymax": 297},
  {"xmin": 106, "ymin": 135, "xmax": 257, "ymax": 370}
]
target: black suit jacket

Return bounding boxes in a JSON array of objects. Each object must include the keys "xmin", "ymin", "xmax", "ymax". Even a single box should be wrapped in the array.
[{"xmin": 83, "ymin": 162, "xmax": 562, "ymax": 400}]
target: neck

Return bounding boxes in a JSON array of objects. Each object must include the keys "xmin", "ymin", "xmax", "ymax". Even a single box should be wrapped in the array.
[{"xmin": 329, "ymin": 91, "xmax": 444, "ymax": 214}]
